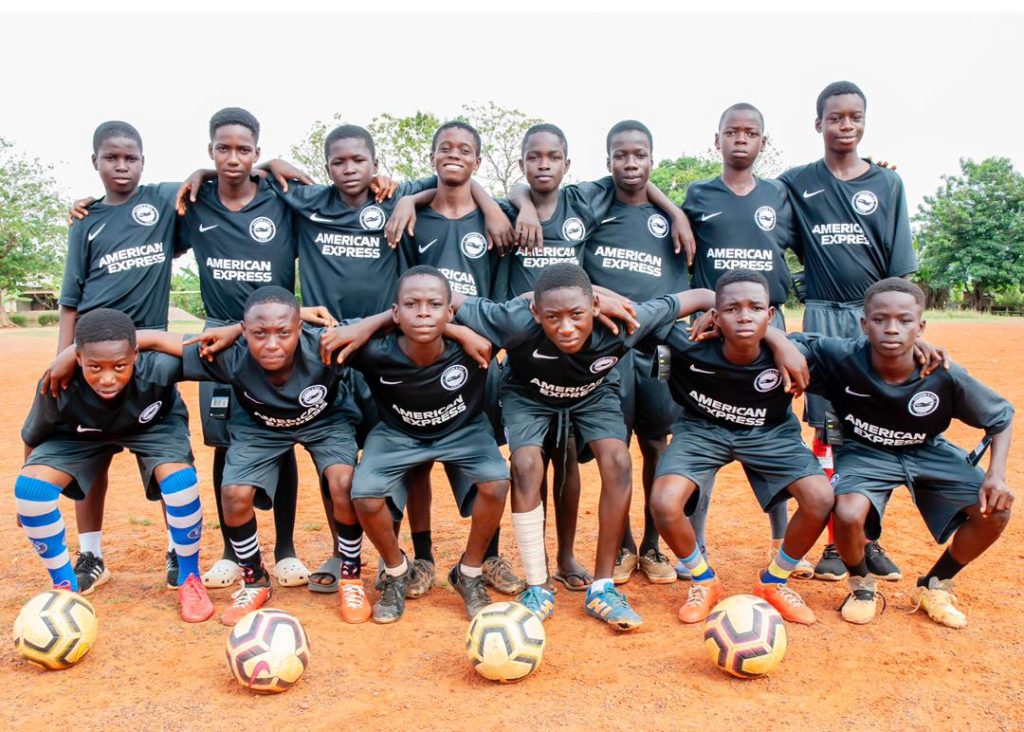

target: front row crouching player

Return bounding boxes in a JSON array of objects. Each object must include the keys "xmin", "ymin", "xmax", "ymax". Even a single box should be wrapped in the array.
[
  {"xmin": 794, "ymin": 278, "xmax": 1014, "ymax": 627},
  {"xmin": 18, "ymin": 309, "xmax": 212, "ymax": 622},
  {"xmin": 329, "ymin": 266, "xmax": 510, "ymax": 624},
  {"xmin": 649, "ymin": 270, "xmax": 833, "ymax": 626},
  {"xmin": 453, "ymin": 263, "xmax": 716, "ymax": 630}
]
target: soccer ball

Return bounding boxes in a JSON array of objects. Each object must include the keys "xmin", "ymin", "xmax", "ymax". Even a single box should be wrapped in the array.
[
  {"xmin": 225, "ymin": 609, "xmax": 310, "ymax": 693},
  {"xmin": 703, "ymin": 594, "xmax": 787, "ymax": 679},
  {"xmin": 466, "ymin": 601, "xmax": 545, "ymax": 683},
  {"xmin": 13, "ymin": 590, "xmax": 98, "ymax": 670}
]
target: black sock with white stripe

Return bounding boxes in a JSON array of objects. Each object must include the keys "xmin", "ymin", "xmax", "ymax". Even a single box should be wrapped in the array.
[
  {"xmin": 226, "ymin": 516, "xmax": 266, "ymax": 582},
  {"xmin": 337, "ymin": 523, "xmax": 363, "ymax": 580}
]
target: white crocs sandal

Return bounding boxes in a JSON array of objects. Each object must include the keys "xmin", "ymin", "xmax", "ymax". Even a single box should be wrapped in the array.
[
  {"xmin": 272, "ymin": 557, "xmax": 310, "ymax": 587},
  {"xmin": 202, "ymin": 559, "xmax": 242, "ymax": 589}
]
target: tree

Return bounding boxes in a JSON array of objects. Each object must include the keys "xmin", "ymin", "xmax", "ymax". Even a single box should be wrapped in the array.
[
  {"xmin": 459, "ymin": 102, "xmax": 541, "ymax": 196},
  {"xmin": 288, "ymin": 113, "xmax": 346, "ymax": 185},
  {"xmin": 650, "ymin": 155, "xmax": 722, "ymax": 205},
  {"xmin": 367, "ymin": 111, "xmax": 440, "ymax": 181},
  {"xmin": 0, "ymin": 138, "xmax": 67, "ymax": 327},
  {"xmin": 914, "ymin": 157, "xmax": 1024, "ymax": 310}
]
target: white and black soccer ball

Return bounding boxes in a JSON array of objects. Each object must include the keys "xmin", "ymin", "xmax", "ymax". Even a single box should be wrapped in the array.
[
  {"xmin": 466, "ymin": 601, "xmax": 545, "ymax": 683},
  {"xmin": 703, "ymin": 594, "xmax": 786, "ymax": 678},
  {"xmin": 225, "ymin": 608, "xmax": 310, "ymax": 693},
  {"xmin": 13, "ymin": 590, "xmax": 98, "ymax": 670}
]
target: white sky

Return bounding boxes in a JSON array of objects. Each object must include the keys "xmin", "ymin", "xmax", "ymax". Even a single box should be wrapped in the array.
[{"xmin": 1, "ymin": 8, "xmax": 1021, "ymax": 219}]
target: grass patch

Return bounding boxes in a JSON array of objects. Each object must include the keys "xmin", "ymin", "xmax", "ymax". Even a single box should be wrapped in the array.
[
  {"xmin": 301, "ymin": 521, "xmax": 323, "ymax": 532},
  {"xmin": 129, "ymin": 516, "xmax": 154, "ymax": 526}
]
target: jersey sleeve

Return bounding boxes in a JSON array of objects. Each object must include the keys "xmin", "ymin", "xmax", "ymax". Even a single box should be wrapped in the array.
[
  {"xmin": 394, "ymin": 176, "xmax": 439, "ymax": 199},
  {"xmin": 624, "ymin": 295, "xmax": 681, "ymax": 347},
  {"xmin": 885, "ymin": 175, "xmax": 917, "ymax": 278},
  {"xmin": 948, "ymin": 362, "xmax": 1015, "ymax": 434},
  {"xmin": 454, "ymin": 297, "xmax": 531, "ymax": 349},
  {"xmin": 181, "ymin": 341, "xmax": 239, "ymax": 382},
  {"xmin": 497, "ymin": 198, "xmax": 519, "ymax": 225},
  {"xmin": 567, "ymin": 177, "xmax": 617, "ymax": 226},
  {"xmin": 21, "ymin": 388, "xmax": 61, "ymax": 447},
  {"xmin": 58, "ymin": 222, "xmax": 88, "ymax": 308},
  {"xmin": 151, "ymin": 181, "xmax": 183, "ymax": 205},
  {"xmin": 786, "ymin": 332, "xmax": 846, "ymax": 396},
  {"xmin": 135, "ymin": 351, "xmax": 186, "ymax": 385},
  {"xmin": 681, "ymin": 185, "xmax": 698, "ymax": 224}
]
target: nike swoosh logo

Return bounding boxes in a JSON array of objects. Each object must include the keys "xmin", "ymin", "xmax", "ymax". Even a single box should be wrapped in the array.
[
  {"xmin": 76, "ymin": 425, "xmax": 102, "ymax": 433},
  {"xmin": 700, "ymin": 212, "xmax": 723, "ymax": 221},
  {"xmin": 532, "ymin": 349, "xmax": 559, "ymax": 360},
  {"xmin": 87, "ymin": 223, "xmax": 106, "ymax": 242},
  {"xmin": 418, "ymin": 238, "xmax": 439, "ymax": 254},
  {"xmin": 802, "ymin": 189, "xmax": 825, "ymax": 199},
  {"xmin": 309, "ymin": 213, "xmax": 335, "ymax": 224},
  {"xmin": 600, "ymin": 217, "xmax": 618, "ymax": 224},
  {"xmin": 689, "ymin": 364, "xmax": 715, "ymax": 375},
  {"xmin": 845, "ymin": 386, "xmax": 870, "ymax": 398},
  {"xmin": 379, "ymin": 378, "xmax": 403, "ymax": 385},
  {"xmin": 243, "ymin": 391, "xmax": 264, "ymax": 404},
  {"xmin": 199, "ymin": 223, "xmax": 219, "ymax": 233}
]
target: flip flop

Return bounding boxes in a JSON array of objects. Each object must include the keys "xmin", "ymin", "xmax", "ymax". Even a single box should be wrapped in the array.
[
  {"xmin": 272, "ymin": 557, "xmax": 310, "ymax": 587},
  {"xmin": 308, "ymin": 556, "xmax": 343, "ymax": 594},
  {"xmin": 201, "ymin": 559, "xmax": 242, "ymax": 589},
  {"xmin": 552, "ymin": 569, "xmax": 594, "ymax": 591}
]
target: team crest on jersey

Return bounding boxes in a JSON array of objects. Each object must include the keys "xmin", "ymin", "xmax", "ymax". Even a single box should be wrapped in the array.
[
  {"xmin": 908, "ymin": 391, "xmax": 939, "ymax": 417},
  {"xmin": 562, "ymin": 217, "xmax": 586, "ymax": 241},
  {"xmin": 647, "ymin": 214, "xmax": 669, "ymax": 238},
  {"xmin": 852, "ymin": 190, "xmax": 879, "ymax": 215},
  {"xmin": 132, "ymin": 203, "xmax": 159, "ymax": 226},
  {"xmin": 249, "ymin": 217, "xmax": 277, "ymax": 243},
  {"xmin": 440, "ymin": 364, "xmax": 469, "ymax": 391},
  {"xmin": 460, "ymin": 232, "xmax": 488, "ymax": 259},
  {"xmin": 590, "ymin": 355, "xmax": 619, "ymax": 374},
  {"xmin": 754, "ymin": 206, "xmax": 777, "ymax": 232},
  {"xmin": 138, "ymin": 401, "xmax": 163, "ymax": 424},
  {"xmin": 359, "ymin": 205, "xmax": 386, "ymax": 230},
  {"xmin": 299, "ymin": 384, "xmax": 328, "ymax": 407},
  {"xmin": 754, "ymin": 369, "xmax": 781, "ymax": 393}
]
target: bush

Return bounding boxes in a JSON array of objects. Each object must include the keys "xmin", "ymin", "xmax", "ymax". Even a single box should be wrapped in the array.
[
  {"xmin": 9, "ymin": 314, "xmax": 26, "ymax": 327},
  {"xmin": 37, "ymin": 313, "xmax": 59, "ymax": 326}
]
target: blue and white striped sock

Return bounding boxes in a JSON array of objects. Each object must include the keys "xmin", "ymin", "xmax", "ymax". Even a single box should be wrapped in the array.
[
  {"xmin": 160, "ymin": 467, "xmax": 202, "ymax": 584},
  {"xmin": 15, "ymin": 476, "xmax": 77, "ymax": 591}
]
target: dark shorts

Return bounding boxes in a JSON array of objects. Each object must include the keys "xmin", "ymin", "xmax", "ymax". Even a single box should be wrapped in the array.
[
  {"xmin": 802, "ymin": 300, "xmax": 863, "ymax": 428},
  {"xmin": 352, "ymin": 415, "xmax": 509, "ymax": 522},
  {"xmin": 618, "ymin": 349, "xmax": 681, "ymax": 440},
  {"xmin": 222, "ymin": 407, "xmax": 358, "ymax": 509},
  {"xmin": 24, "ymin": 409, "xmax": 194, "ymax": 502},
  {"xmin": 656, "ymin": 413, "xmax": 824, "ymax": 515},
  {"xmin": 833, "ymin": 438, "xmax": 983, "ymax": 543},
  {"xmin": 501, "ymin": 380, "xmax": 627, "ymax": 456}
]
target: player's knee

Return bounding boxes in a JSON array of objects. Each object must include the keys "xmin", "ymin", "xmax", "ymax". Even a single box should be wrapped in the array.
[
  {"xmin": 649, "ymin": 486, "xmax": 683, "ymax": 524},
  {"xmin": 326, "ymin": 474, "xmax": 353, "ymax": 506},
  {"xmin": 983, "ymin": 507, "xmax": 1012, "ymax": 533},
  {"xmin": 354, "ymin": 496, "xmax": 386, "ymax": 517},
  {"xmin": 477, "ymin": 479, "xmax": 510, "ymax": 504},
  {"xmin": 833, "ymin": 496, "xmax": 866, "ymax": 531},
  {"xmin": 801, "ymin": 485, "xmax": 835, "ymax": 520},
  {"xmin": 510, "ymin": 450, "xmax": 542, "ymax": 484}
]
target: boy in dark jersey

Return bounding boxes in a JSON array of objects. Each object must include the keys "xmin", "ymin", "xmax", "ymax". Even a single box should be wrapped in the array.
[
  {"xmin": 454, "ymin": 263, "xmax": 715, "ymax": 630},
  {"xmin": 679, "ymin": 104, "xmax": 811, "ymax": 580},
  {"xmin": 18, "ymin": 309, "xmax": 213, "ymax": 622},
  {"xmin": 778, "ymin": 81, "xmax": 917, "ymax": 582},
  {"xmin": 59, "ymin": 121, "xmax": 185, "ymax": 593},
  {"xmin": 650, "ymin": 270, "xmax": 833, "ymax": 625},
  {"xmin": 341, "ymin": 266, "xmax": 511, "ymax": 623},
  {"xmin": 794, "ymin": 279, "xmax": 1014, "ymax": 627}
]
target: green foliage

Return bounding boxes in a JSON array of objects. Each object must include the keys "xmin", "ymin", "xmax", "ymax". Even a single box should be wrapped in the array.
[
  {"xmin": 9, "ymin": 314, "xmax": 26, "ymax": 327},
  {"xmin": 458, "ymin": 101, "xmax": 541, "ymax": 196},
  {"xmin": 915, "ymin": 157, "xmax": 1024, "ymax": 310},
  {"xmin": 288, "ymin": 113, "xmax": 346, "ymax": 185},
  {"xmin": 368, "ymin": 111, "xmax": 441, "ymax": 182},
  {"xmin": 0, "ymin": 138, "xmax": 67, "ymax": 320},
  {"xmin": 170, "ymin": 265, "xmax": 205, "ymax": 319},
  {"xmin": 650, "ymin": 155, "xmax": 722, "ymax": 205},
  {"xmin": 38, "ymin": 313, "xmax": 58, "ymax": 326}
]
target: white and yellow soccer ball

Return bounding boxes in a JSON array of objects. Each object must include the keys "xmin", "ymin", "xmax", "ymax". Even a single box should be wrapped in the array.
[
  {"xmin": 225, "ymin": 609, "xmax": 310, "ymax": 693},
  {"xmin": 703, "ymin": 594, "xmax": 787, "ymax": 678},
  {"xmin": 13, "ymin": 590, "xmax": 98, "ymax": 670},
  {"xmin": 466, "ymin": 601, "xmax": 545, "ymax": 683}
]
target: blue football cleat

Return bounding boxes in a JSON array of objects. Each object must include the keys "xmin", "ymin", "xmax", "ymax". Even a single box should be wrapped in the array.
[
  {"xmin": 585, "ymin": 586, "xmax": 642, "ymax": 630},
  {"xmin": 517, "ymin": 585, "xmax": 556, "ymax": 622}
]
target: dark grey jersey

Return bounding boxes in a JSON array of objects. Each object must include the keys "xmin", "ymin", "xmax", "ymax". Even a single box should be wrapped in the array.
[{"xmin": 400, "ymin": 207, "xmax": 501, "ymax": 298}]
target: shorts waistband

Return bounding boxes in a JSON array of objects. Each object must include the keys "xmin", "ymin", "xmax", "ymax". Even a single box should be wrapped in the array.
[{"xmin": 805, "ymin": 299, "xmax": 863, "ymax": 310}]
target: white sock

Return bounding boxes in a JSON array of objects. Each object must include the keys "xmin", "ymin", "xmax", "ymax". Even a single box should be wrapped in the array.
[
  {"xmin": 79, "ymin": 531, "xmax": 102, "ymax": 558},
  {"xmin": 590, "ymin": 578, "xmax": 613, "ymax": 594},
  {"xmin": 460, "ymin": 562, "xmax": 482, "ymax": 578},
  {"xmin": 384, "ymin": 557, "xmax": 408, "ymax": 577},
  {"xmin": 511, "ymin": 504, "xmax": 546, "ymax": 586}
]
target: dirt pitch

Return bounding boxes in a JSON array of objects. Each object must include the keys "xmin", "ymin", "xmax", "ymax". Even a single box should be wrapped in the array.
[{"xmin": 0, "ymin": 320, "xmax": 1022, "ymax": 731}]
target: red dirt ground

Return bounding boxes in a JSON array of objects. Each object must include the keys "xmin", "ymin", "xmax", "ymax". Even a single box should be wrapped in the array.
[{"xmin": 0, "ymin": 321, "xmax": 1022, "ymax": 731}]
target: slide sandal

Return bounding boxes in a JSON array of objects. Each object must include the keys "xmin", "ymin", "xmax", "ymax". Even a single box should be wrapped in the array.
[{"xmin": 309, "ymin": 556, "xmax": 343, "ymax": 594}]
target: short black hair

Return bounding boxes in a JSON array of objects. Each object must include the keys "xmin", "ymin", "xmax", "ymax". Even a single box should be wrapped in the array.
[
  {"xmin": 243, "ymin": 286, "xmax": 298, "ymax": 316},
  {"xmin": 92, "ymin": 121, "xmax": 142, "ymax": 154},
  {"xmin": 324, "ymin": 124, "xmax": 376, "ymax": 162},
  {"xmin": 522, "ymin": 123, "xmax": 568, "ymax": 156},
  {"xmin": 718, "ymin": 103, "xmax": 764, "ymax": 131},
  {"xmin": 816, "ymin": 81, "xmax": 867, "ymax": 120},
  {"xmin": 715, "ymin": 268, "xmax": 770, "ymax": 305},
  {"xmin": 209, "ymin": 107, "xmax": 260, "ymax": 143},
  {"xmin": 396, "ymin": 265, "xmax": 452, "ymax": 303},
  {"xmin": 864, "ymin": 278, "xmax": 925, "ymax": 311},
  {"xmin": 432, "ymin": 120, "xmax": 481, "ymax": 156},
  {"xmin": 606, "ymin": 120, "xmax": 653, "ymax": 154},
  {"xmin": 75, "ymin": 308, "xmax": 136, "ymax": 349},
  {"xmin": 534, "ymin": 263, "xmax": 593, "ymax": 302}
]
